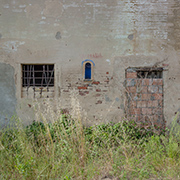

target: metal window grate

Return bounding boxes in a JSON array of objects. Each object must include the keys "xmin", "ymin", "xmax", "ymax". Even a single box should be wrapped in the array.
[
  {"xmin": 22, "ymin": 64, "xmax": 54, "ymax": 87},
  {"xmin": 137, "ymin": 68, "xmax": 163, "ymax": 79}
]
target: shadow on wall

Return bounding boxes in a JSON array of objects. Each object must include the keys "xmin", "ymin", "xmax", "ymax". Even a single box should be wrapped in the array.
[{"xmin": 0, "ymin": 63, "xmax": 16, "ymax": 128}]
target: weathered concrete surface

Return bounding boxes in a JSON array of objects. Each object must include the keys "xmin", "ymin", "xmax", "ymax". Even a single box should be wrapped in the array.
[
  {"xmin": 0, "ymin": 63, "xmax": 16, "ymax": 127},
  {"xmin": 0, "ymin": 0, "xmax": 180, "ymax": 127}
]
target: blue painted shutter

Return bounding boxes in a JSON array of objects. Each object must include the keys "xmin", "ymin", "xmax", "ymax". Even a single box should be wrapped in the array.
[{"xmin": 85, "ymin": 63, "xmax": 91, "ymax": 79}]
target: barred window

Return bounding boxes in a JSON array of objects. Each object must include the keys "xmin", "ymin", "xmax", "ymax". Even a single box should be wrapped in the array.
[
  {"xmin": 137, "ymin": 68, "xmax": 163, "ymax": 79},
  {"xmin": 22, "ymin": 64, "xmax": 54, "ymax": 98}
]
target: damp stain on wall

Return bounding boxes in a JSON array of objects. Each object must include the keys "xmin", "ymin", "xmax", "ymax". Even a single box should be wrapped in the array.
[{"xmin": 0, "ymin": 63, "xmax": 16, "ymax": 127}]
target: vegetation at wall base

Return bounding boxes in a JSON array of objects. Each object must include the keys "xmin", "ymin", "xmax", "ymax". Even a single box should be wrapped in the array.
[{"xmin": 1, "ymin": 115, "xmax": 180, "ymax": 179}]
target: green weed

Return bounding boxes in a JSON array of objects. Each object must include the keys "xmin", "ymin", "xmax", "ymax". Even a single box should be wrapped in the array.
[{"xmin": 0, "ymin": 114, "xmax": 180, "ymax": 179}]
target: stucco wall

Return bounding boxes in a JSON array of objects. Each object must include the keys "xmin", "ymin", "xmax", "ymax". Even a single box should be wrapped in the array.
[
  {"xmin": 0, "ymin": 63, "xmax": 16, "ymax": 127},
  {"xmin": 0, "ymin": 0, "xmax": 180, "ymax": 127}
]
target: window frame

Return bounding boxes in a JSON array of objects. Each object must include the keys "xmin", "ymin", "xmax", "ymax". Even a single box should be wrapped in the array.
[
  {"xmin": 82, "ymin": 59, "xmax": 95, "ymax": 81},
  {"xmin": 136, "ymin": 67, "xmax": 163, "ymax": 79},
  {"xmin": 21, "ymin": 63, "xmax": 55, "ymax": 98}
]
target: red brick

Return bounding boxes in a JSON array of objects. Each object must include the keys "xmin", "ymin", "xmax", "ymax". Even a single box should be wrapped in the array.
[
  {"xmin": 136, "ymin": 101, "xmax": 141, "ymax": 108},
  {"xmin": 147, "ymin": 100, "xmax": 158, "ymax": 108},
  {"xmin": 152, "ymin": 108, "xmax": 162, "ymax": 115},
  {"xmin": 78, "ymin": 86, "xmax": 87, "ymax": 90},
  {"xmin": 142, "ymin": 94, "xmax": 151, "ymax": 100},
  {"xmin": 96, "ymin": 89, "xmax": 101, "ymax": 92},
  {"xmin": 126, "ymin": 86, "xmax": 136, "ymax": 93},
  {"xmin": 96, "ymin": 100, "xmax": 102, "ymax": 104},
  {"xmin": 79, "ymin": 91, "xmax": 89, "ymax": 96},
  {"xmin": 130, "ymin": 108, "xmax": 141, "ymax": 115},
  {"xmin": 162, "ymin": 63, "xmax": 169, "ymax": 67},
  {"xmin": 95, "ymin": 94, "xmax": 101, "ymax": 97},
  {"xmin": 128, "ymin": 93, "xmax": 141, "ymax": 101},
  {"xmin": 152, "ymin": 115, "xmax": 159, "ymax": 121},
  {"xmin": 152, "ymin": 79, "xmax": 163, "ymax": 86},
  {"xmin": 153, "ymin": 93, "xmax": 163, "ymax": 100},
  {"xmin": 158, "ymin": 100, "xmax": 163, "ymax": 107},
  {"xmin": 142, "ymin": 79, "xmax": 150, "ymax": 86},
  {"xmin": 79, "ymin": 92, "xmax": 85, "ymax": 96},
  {"xmin": 63, "ymin": 90, "xmax": 69, "ymax": 92},
  {"xmin": 136, "ymin": 79, "xmax": 143, "ymax": 85},
  {"xmin": 153, "ymin": 100, "xmax": 159, "ymax": 107},
  {"xmin": 141, "ymin": 101, "xmax": 147, "ymax": 108},
  {"xmin": 140, "ymin": 86, "xmax": 148, "ymax": 93},
  {"xmin": 106, "ymin": 72, "xmax": 109, "ymax": 74},
  {"xmin": 136, "ymin": 115, "xmax": 142, "ymax": 122},
  {"xmin": 147, "ymin": 101, "xmax": 153, "ymax": 108},
  {"xmin": 92, "ymin": 81, "xmax": 100, "ymax": 85},
  {"xmin": 148, "ymin": 86, "xmax": 158, "ymax": 93},
  {"xmin": 142, "ymin": 108, "xmax": 152, "ymax": 115},
  {"xmin": 137, "ymin": 101, "xmax": 147, "ymax": 108},
  {"xmin": 129, "ymin": 100, "xmax": 137, "ymax": 108},
  {"xmin": 126, "ymin": 72, "xmax": 137, "ymax": 78}
]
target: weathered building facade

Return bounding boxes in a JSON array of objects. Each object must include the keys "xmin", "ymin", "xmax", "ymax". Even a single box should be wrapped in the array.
[{"xmin": 0, "ymin": 0, "xmax": 180, "ymax": 127}]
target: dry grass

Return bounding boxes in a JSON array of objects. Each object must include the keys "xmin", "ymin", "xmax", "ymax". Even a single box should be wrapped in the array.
[{"xmin": 0, "ymin": 95, "xmax": 180, "ymax": 179}]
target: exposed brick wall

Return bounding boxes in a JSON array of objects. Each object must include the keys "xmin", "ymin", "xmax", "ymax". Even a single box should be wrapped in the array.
[
  {"xmin": 126, "ymin": 68, "xmax": 165, "ymax": 129},
  {"xmin": 60, "ymin": 73, "xmax": 113, "ymax": 111}
]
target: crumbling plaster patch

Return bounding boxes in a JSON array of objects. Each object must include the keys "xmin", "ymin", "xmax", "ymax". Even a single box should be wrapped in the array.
[
  {"xmin": 43, "ymin": 0, "xmax": 63, "ymax": 18},
  {"xmin": 25, "ymin": 4, "xmax": 42, "ymax": 20},
  {"xmin": 2, "ymin": 41, "xmax": 25, "ymax": 52},
  {"xmin": 0, "ymin": 63, "xmax": 16, "ymax": 128}
]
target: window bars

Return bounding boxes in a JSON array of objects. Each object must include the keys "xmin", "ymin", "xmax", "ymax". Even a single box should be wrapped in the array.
[
  {"xmin": 22, "ymin": 64, "xmax": 54, "ymax": 87},
  {"xmin": 22, "ymin": 64, "xmax": 54, "ymax": 98},
  {"xmin": 136, "ymin": 68, "xmax": 163, "ymax": 79}
]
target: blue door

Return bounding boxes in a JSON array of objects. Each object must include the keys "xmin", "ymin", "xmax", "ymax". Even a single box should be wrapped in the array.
[{"xmin": 85, "ymin": 63, "xmax": 91, "ymax": 79}]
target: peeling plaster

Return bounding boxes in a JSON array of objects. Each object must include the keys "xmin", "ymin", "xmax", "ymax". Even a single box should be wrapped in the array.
[
  {"xmin": 19, "ymin": 5, "xmax": 26, "ymax": 8},
  {"xmin": 25, "ymin": 4, "xmax": 42, "ymax": 20},
  {"xmin": 106, "ymin": 59, "xmax": 111, "ymax": 65},
  {"xmin": 0, "ymin": 63, "xmax": 16, "ymax": 128},
  {"xmin": 43, "ymin": 1, "xmax": 63, "ymax": 18},
  {"xmin": 63, "ymin": 3, "xmax": 80, "ymax": 9},
  {"xmin": 38, "ymin": 21, "xmax": 46, "ymax": 25},
  {"xmin": 2, "ymin": 41, "xmax": 25, "ymax": 52},
  {"xmin": 12, "ymin": 9, "xmax": 23, "ymax": 13},
  {"xmin": 3, "ymin": 4, "xmax": 9, "ymax": 8}
]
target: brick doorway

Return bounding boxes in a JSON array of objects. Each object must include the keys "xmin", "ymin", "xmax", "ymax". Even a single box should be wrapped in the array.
[{"xmin": 125, "ymin": 67, "xmax": 165, "ymax": 129}]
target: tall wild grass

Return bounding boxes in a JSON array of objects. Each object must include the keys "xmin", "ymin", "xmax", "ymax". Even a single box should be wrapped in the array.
[{"xmin": 0, "ymin": 96, "xmax": 180, "ymax": 179}]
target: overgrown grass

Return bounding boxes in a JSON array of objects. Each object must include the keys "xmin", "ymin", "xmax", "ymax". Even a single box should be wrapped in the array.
[{"xmin": 1, "ymin": 113, "xmax": 180, "ymax": 179}]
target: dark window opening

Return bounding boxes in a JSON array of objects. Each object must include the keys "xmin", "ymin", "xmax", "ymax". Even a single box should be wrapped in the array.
[
  {"xmin": 137, "ymin": 68, "xmax": 163, "ymax": 79},
  {"xmin": 22, "ymin": 64, "xmax": 54, "ymax": 87},
  {"xmin": 85, "ymin": 63, "xmax": 91, "ymax": 79}
]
